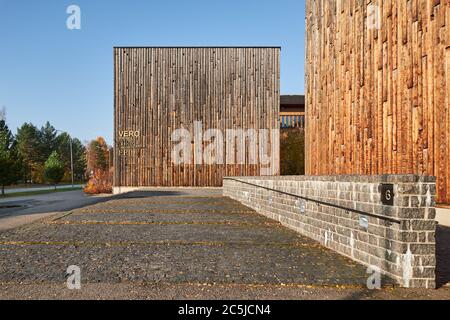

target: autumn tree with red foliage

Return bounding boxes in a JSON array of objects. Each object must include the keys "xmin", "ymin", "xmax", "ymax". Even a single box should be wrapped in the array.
[
  {"xmin": 83, "ymin": 169, "xmax": 113, "ymax": 194},
  {"xmin": 86, "ymin": 137, "xmax": 110, "ymax": 174},
  {"xmin": 84, "ymin": 137, "xmax": 113, "ymax": 194}
]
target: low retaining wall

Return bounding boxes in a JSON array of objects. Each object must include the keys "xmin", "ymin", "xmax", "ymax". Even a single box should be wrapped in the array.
[{"xmin": 224, "ymin": 175, "xmax": 437, "ymax": 289}]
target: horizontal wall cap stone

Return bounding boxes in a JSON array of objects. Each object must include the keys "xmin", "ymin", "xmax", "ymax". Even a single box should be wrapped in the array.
[{"xmin": 224, "ymin": 175, "xmax": 436, "ymax": 183}]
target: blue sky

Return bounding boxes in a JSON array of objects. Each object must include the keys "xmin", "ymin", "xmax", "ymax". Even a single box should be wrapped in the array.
[{"xmin": 0, "ymin": 0, "xmax": 306, "ymax": 143}]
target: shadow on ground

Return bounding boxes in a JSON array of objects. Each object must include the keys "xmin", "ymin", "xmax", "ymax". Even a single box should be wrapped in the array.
[
  {"xmin": 436, "ymin": 225, "xmax": 450, "ymax": 288},
  {"xmin": 0, "ymin": 190, "xmax": 195, "ymax": 221},
  {"xmin": 118, "ymin": 191, "xmax": 195, "ymax": 198}
]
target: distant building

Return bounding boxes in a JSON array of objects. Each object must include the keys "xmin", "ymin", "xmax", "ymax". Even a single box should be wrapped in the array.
[{"xmin": 280, "ymin": 95, "xmax": 305, "ymax": 128}]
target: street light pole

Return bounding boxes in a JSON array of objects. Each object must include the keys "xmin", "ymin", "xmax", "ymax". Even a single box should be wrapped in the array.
[
  {"xmin": 56, "ymin": 129, "xmax": 74, "ymax": 188},
  {"xmin": 69, "ymin": 137, "xmax": 74, "ymax": 188}
]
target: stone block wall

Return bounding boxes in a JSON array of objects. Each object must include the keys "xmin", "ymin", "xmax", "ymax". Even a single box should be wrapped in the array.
[{"xmin": 223, "ymin": 175, "xmax": 437, "ymax": 288}]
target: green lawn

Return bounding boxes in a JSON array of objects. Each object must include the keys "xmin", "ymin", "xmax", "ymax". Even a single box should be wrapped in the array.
[{"xmin": 0, "ymin": 186, "xmax": 83, "ymax": 198}]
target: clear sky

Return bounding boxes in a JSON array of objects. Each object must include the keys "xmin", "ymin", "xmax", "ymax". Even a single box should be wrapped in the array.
[{"xmin": 0, "ymin": 0, "xmax": 306, "ymax": 143}]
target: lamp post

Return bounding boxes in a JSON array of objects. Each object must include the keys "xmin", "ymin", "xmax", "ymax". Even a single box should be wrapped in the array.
[{"xmin": 56, "ymin": 130, "xmax": 74, "ymax": 188}]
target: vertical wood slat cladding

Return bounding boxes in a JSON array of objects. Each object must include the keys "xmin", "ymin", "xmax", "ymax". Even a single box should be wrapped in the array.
[
  {"xmin": 114, "ymin": 47, "xmax": 280, "ymax": 187},
  {"xmin": 306, "ymin": 0, "xmax": 450, "ymax": 204}
]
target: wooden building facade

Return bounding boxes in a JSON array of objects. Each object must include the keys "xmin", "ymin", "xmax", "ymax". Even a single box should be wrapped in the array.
[
  {"xmin": 306, "ymin": 0, "xmax": 450, "ymax": 203},
  {"xmin": 114, "ymin": 47, "xmax": 280, "ymax": 189}
]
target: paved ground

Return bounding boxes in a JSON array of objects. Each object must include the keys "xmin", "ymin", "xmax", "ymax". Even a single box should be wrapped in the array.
[
  {"xmin": 0, "ymin": 189, "xmax": 449, "ymax": 300},
  {"xmin": 0, "ymin": 190, "xmax": 113, "ymax": 231}
]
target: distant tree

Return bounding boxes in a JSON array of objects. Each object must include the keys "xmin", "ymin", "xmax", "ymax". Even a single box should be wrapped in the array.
[
  {"xmin": 280, "ymin": 128, "xmax": 305, "ymax": 176},
  {"xmin": 15, "ymin": 120, "xmax": 87, "ymax": 185},
  {"xmin": 38, "ymin": 121, "xmax": 57, "ymax": 163},
  {"xmin": 86, "ymin": 137, "xmax": 109, "ymax": 175},
  {"xmin": 0, "ymin": 106, "xmax": 6, "ymax": 121},
  {"xmin": 0, "ymin": 120, "xmax": 13, "ymax": 150},
  {"xmin": 55, "ymin": 132, "xmax": 71, "ymax": 180},
  {"xmin": 72, "ymin": 138, "xmax": 87, "ymax": 181},
  {"xmin": 83, "ymin": 137, "xmax": 112, "ymax": 195},
  {"xmin": 16, "ymin": 123, "xmax": 40, "ymax": 183},
  {"xmin": 83, "ymin": 169, "xmax": 112, "ymax": 195},
  {"xmin": 55, "ymin": 133, "xmax": 87, "ymax": 182},
  {"xmin": 44, "ymin": 151, "xmax": 65, "ymax": 190},
  {"xmin": 0, "ymin": 119, "xmax": 19, "ymax": 195}
]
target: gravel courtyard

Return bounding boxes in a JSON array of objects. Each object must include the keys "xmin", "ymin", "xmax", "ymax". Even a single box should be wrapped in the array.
[{"xmin": 0, "ymin": 189, "xmax": 449, "ymax": 300}]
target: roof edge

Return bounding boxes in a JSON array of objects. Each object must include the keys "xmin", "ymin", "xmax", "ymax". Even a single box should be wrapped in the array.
[{"xmin": 114, "ymin": 46, "xmax": 281, "ymax": 49}]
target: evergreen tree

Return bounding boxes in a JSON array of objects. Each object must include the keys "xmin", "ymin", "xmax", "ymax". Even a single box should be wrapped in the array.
[
  {"xmin": 0, "ymin": 106, "xmax": 5, "ymax": 121},
  {"xmin": 55, "ymin": 133, "xmax": 87, "ymax": 182},
  {"xmin": 0, "ymin": 120, "xmax": 19, "ymax": 195},
  {"xmin": 44, "ymin": 151, "xmax": 65, "ymax": 190},
  {"xmin": 55, "ymin": 132, "xmax": 73, "ymax": 181},
  {"xmin": 38, "ymin": 121, "xmax": 57, "ymax": 163},
  {"xmin": 16, "ymin": 121, "xmax": 88, "ymax": 185},
  {"xmin": 86, "ymin": 137, "xmax": 109, "ymax": 174},
  {"xmin": 16, "ymin": 123, "xmax": 40, "ymax": 183},
  {"xmin": 280, "ymin": 128, "xmax": 305, "ymax": 176},
  {"xmin": 72, "ymin": 138, "xmax": 87, "ymax": 181}
]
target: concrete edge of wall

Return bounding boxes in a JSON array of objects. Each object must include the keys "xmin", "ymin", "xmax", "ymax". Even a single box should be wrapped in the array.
[
  {"xmin": 113, "ymin": 186, "xmax": 223, "ymax": 195},
  {"xmin": 223, "ymin": 175, "xmax": 437, "ymax": 289}
]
